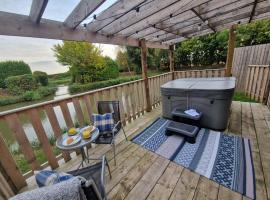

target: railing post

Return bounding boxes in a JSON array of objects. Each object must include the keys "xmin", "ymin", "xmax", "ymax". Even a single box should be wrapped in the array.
[
  {"xmin": 169, "ymin": 45, "xmax": 175, "ymax": 80},
  {"xmin": 225, "ymin": 24, "xmax": 237, "ymax": 77},
  {"xmin": 140, "ymin": 39, "xmax": 151, "ymax": 112}
]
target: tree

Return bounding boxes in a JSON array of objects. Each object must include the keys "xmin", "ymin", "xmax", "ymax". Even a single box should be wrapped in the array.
[
  {"xmin": 97, "ymin": 56, "xmax": 119, "ymax": 81},
  {"xmin": 126, "ymin": 46, "xmax": 141, "ymax": 74},
  {"xmin": 116, "ymin": 47, "xmax": 132, "ymax": 74},
  {"xmin": 236, "ymin": 19, "xmax": 270, "ymax": 47},
  {"xmin": 53, "ymin": 41, "xmax": 105, "ymax": 83}
]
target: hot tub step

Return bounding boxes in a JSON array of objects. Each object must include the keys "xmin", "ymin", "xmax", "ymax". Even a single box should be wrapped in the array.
[{"xmin": 165, "ymin": 121, "xmax": 199, "ymax": 144}]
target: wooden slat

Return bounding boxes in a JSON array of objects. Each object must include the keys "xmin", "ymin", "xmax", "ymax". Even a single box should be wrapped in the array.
[
  {"xmin": 59, "ymin": 101, "xmax": 74, "ymax": 128},
  {"xmin": 64, "ymin": 0, "xmax": 105, "ymax": 29},
  {"xmin": 4, "ymin": 114, "xmax": 40, "ymax": 170},
  {"xmin": 87, "ymin": 0, "xmax": 144, "ymax": 32},
  {"xmin": 44, "ymin": 105, "xmax": 71, "ymax": 162},
  {"xmin": 29, "ymin": 0, "xmax": 48, "ymax": 23},
  {"xmin": 0, "ymin": 132, "xmax": 26, "ymax": 191},
  {"xmin": 0, "ymin": 169, "xmax": 14, "ymax": 199},
  {"xmin": 28, "ymin": 109, "xmax": 59, "ymax": 169},
  {"xmin": 72, "ymin": 97, "xmax": 85, "ymax": 126},
  {"xmin": 83, "ymin": 95, "xmax": 93, "ymax": 123}
]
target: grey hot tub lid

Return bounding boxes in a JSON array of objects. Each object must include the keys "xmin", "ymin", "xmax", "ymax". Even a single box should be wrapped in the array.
[{"xmin": 161, "ymin": 77, "xmax": 236, "ymax": 91}]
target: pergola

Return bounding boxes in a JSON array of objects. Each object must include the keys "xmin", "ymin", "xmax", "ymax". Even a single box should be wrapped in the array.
[{"xmin": 0, "ymin": 0, "xmax": 270, "ymax": 111}]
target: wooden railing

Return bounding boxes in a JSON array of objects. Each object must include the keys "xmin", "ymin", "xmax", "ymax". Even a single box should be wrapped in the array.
[
  {"xmin": 0, "ymin": 69, "xmax": 226, "ymax": 198},
  {"xmin": 245, "ymin": 65, "xmax": 270, "ymax": 103}
]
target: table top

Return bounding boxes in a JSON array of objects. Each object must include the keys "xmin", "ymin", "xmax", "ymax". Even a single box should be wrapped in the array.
[{"xmin": 56, "ymin": 126, "xmax": 99, "ymax": 151}]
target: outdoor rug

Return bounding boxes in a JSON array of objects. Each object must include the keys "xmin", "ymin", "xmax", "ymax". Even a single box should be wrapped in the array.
[{"xmin": 132, "ymin": 118, "xmax": 256, "ymax": 199}]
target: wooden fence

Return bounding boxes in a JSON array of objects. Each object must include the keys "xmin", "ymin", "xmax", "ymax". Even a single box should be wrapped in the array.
[
  {"xmin": 0, "ymin": 69, "xmax": 225, "ymax": 198},
  {"xmin": 232, "ymin": 43, "xmax": 270, "ymax": 91},
  {"xmin": 174, "ymin": 68, "xmax": 226, "ymax": 78},
  {"xmin": 245, "ymin": 65, "xmax": 270, "ymax": 103}
]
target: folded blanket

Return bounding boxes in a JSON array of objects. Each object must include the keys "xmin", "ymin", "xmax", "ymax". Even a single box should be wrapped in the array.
[{"xmin": 10, "ymin": 177, "xmax": 87, "ymax": 200}]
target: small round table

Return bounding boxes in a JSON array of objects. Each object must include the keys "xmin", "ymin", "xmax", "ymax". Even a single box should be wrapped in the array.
[{"xmin": 56, "ymin": 127, "xmax": 99, "ymax": 169}]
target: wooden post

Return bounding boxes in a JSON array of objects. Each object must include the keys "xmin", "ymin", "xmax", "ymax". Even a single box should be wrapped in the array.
[
  {"xmin": 169, "ymin": 45, "xmax": 175, "ymax": 80},
  {"xmin": 140, "ymin": 39, "xmax": 151, "ymax": 112},
  {"xmin": 225, "ymin": 25, "xmax": 237, "ymax": 77}
]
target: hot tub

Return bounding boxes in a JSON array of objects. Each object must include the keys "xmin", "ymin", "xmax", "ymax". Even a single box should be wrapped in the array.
[{"xmin": 161, "ymin": 77, "xmax": 235, "ymax": 130}]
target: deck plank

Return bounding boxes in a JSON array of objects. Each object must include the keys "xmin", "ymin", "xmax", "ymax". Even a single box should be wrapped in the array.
[
  {"xmin": 18, "ymin": 103, "xmax": 270, "ymax": 200},
  {"xmin": 241, "ymin": 102, "xmax": 267, "ymax": 200},
  {"xmin": 228, "ymin": 101, "xmax": 242, "ymax": 135},
  {"xmin": 217, "ymin": 186, "xmax": 242, "ymax": 200},
  {"xmin": 106, "ymin": 146, "xmax": 147, "ymax": 192},
  {"xmin": 107, "ymin": 150, "xmax": 158, "ymax": 200},
  {"xmin": 251, "ymin": 103, "xmax": 270, "ymax": 200},
  {"xmin": 169, "ymin": 169, "xmax": 200, "ymax": 200},
  {"xmin": 147, "ymin": 162, "xmax": 184, "ymax": 200},
  {"xmin": 125, "ymin": 156, "xmax": 170, "ymax": 200},
  {"xmin": 192, "ymin": 176, "xmax": 219, "ymax": 200}
]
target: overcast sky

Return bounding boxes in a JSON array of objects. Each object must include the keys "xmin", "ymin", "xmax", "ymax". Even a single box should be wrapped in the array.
[{"xmin": 0, "ymin": 0, "xmax": 118, "ymax": 74}]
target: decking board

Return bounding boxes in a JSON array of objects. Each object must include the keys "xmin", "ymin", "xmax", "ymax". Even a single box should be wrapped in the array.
[{"xmin": 21, "ymin": 102, "xmax": 270, "ymax": 200}]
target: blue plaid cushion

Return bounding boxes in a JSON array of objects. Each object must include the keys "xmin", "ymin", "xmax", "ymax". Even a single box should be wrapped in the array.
[{"xmin": 92, "ymin": 113, "xmax": 114, "ymax": 132}]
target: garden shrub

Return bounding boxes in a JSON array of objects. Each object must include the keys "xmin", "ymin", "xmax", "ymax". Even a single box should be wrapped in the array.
[
  {"xmin": 0, "ymin": 87, "xmax": 57, "ymax": 106},
  {"xmin": 0, "ymin": 61, "xmax": 32, "ymax": 88},
  {"xmin": 37, "ymin": 87, "xmax": 57, "ymax": 97},
  {"xmin": 0, "ymin": 96, "xmax": 23, "ymax": 106},
  {"xmin": 69, "ymin": 76, "xmax": 140, "ymax": 94},
  {"xmin": 5, "ymin": 74, "xmax": 37, "ymax": 95},
  {"xmin": 97, "ymin": 57, "xmax": 119, "ymax": 81},
  {"xmin": 33, "ymin": 71, "xmax": 48, "ymax": 86}
]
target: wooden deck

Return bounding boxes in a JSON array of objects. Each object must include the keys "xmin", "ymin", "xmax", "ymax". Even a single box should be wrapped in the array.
[{"xmin": 22, "ymin": 101, "xmax": 270, "ymax": 200}]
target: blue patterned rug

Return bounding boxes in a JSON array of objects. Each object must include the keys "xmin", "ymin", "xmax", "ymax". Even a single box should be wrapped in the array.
[{"xmin": 132, "ymin": 118, "xmax": 256, "ymax": 199}]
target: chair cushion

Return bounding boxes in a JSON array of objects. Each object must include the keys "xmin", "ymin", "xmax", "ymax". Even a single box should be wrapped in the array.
[{"xmin": 92, "ymin": 113, "xmax": 114, "ymax": 132}]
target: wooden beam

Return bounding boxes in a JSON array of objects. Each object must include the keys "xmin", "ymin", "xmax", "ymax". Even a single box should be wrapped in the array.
[
  {"xmin": 0, "ymin": 11, "xmax": 169, "ymax": 49},
  {"xmin": 87, "ymin": 0, "xmax": 145, "ymax": 32},
  {"xmin": 140, "ymin": 39, "xmax": 151, "ymax": 112},
  {"xmin": 29, "ymin": 0, "xmax": 49, "ymax": 24},
  {"xmin": 225, "ymin": 25, "xmax": 237, "ymax": 77},
  {"xmin": 64, "ymin": 0, "xmax": 105, "ymax": 29},
  {"xmin": 99, "ymin": 0, "xmax": 211, "ymax": 36},
  {"xmin": 138, "ymin": 0, "xmax": 256, "ymax": 41},
  {"xmin": 191, "ymin": 8, "xmax": 216, "ymax": 32},
  {"xmin": 157, "ymin": 1, "xmax": 270, "ymax": 43},
  {"xmin": 169, "ymin": 45, "xmax": 175, "ymax": 80},
  {"xmin": 249, "ymin": 0, "xmax": 259, "ymax": 23}
]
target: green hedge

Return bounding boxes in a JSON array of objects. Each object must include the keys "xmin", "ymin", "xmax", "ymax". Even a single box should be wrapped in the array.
[
  {"xmin": 69, "ymin": 76, "xmax": 140, "ymax": 94},
  {"xmin": 0, "ymin": 61, "xmax": 32, "ymax": 88},
  {"xmin": 0, "ymin": 87, "xmax": 57, "ymax": 106},
  {"xmin": 33, "ymin": 71, "xmax": 48, "ymax": 86},
  {"xmin": 5, "ymin": 74, "xmax": 38, "ymax": 95}
]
